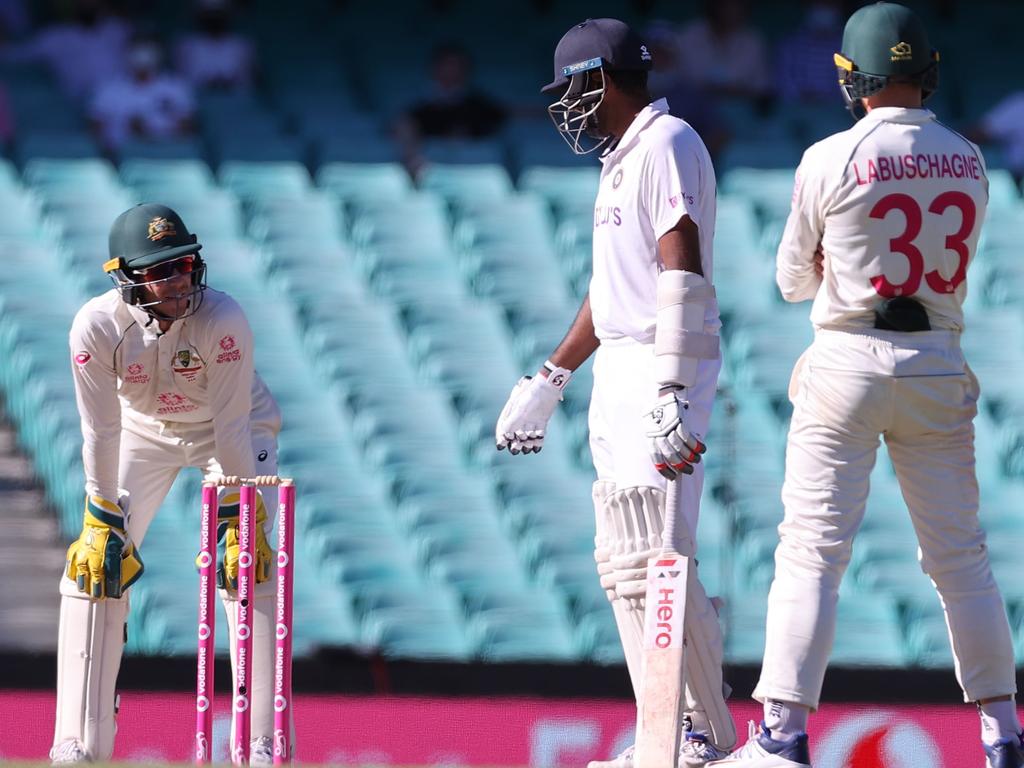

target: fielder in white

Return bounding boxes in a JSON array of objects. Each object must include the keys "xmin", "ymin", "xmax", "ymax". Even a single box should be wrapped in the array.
[
  {"xmin": 495, "ymin": 18, "xmax": 736, "ymax": 766},
  {"xmin": 712, "ymin": 4, "xmax": 1024, "ymax": 767},
  {"xmin": 51, "ymin": 203, "xmax": 284, "ymax": 764}
]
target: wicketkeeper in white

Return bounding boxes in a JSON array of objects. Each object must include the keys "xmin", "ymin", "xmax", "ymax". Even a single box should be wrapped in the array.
[
  {"xmin": 51, "ymin": 203, "xmax": 284, "ymax": 764},
  {"xmin": 712, "ymin": 4, "xmax": 1024, "ymax": 767},
  {"xmin": 495, "ymin": 18, "xmax": 736, "ymax": 767}
]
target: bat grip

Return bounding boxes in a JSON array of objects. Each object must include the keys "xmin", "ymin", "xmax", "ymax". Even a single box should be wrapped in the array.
[{"xmin": 662, "ymin": 478, "xmax": 681, "ymax": 553}]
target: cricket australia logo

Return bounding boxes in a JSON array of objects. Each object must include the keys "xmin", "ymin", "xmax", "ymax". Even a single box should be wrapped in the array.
[
  {"xmin": 890, "ymin": 41, "xmax": 913, "ymax": 61},
  {"xmin": 147, "ymin": 216, "xmax": 177, "ymax": 242}
]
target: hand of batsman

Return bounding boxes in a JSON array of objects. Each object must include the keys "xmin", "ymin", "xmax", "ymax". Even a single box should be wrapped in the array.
[
  {"xmin": 495, "ymin": 365, "xmax": 571, "ymax": 455},
  {"xmin": 643, "ymin": 389, "xmax": 706, "ymax": 481}
]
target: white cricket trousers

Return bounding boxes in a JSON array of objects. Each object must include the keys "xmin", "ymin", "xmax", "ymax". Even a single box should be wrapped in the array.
[
  {"xmin": 754, "ymin": 328, "xmax": 1016, "ymax": 708},
  {"xmin": 589, "ymin": 339, "xmax": 721, "ymax": 540}
]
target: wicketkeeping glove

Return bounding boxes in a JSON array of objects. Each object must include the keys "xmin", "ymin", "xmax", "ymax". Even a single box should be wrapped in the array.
[
  {"xmin": 208, "ymin": 490, "xmax": 273, "ymax": 590},
  {"xmin": 65, "ymin": 495, "xmax": 144, "ymax": 599},
  {"xmin": 643, "ymin": 389, "xmax": 706, "ymax": 480},
  {"xmin": 495, "ymin": 362, "xmax": 572, "ymax": 454}
]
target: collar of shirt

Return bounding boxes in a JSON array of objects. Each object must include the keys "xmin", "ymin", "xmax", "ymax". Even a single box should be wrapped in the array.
[
  {"xmin": 601, "ymin": 97, "xmax": 669, "ymax": 162},
  {"xmin": 859, "ymin": 106, "xmax": 936, "ymax": 126}
]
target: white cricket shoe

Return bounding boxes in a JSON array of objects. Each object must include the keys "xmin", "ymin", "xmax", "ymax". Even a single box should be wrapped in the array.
[
  {"xmin": 50, "ymin": 739, "xmax": 88, "ymax": 765},
  {"xmin": 250, "ymin": 736, "xmax": 275, "ymax": 767},
  {"xmin": 986, "ymin": 732, "xmax": 1024, "ymax": 768},
  {"xmin": 707, "ymin": 721, "xmax": 811, "ymax": 767},
  {"xmin": 587, "ymin": 733, "xmax": 732, "ymax": 768}
]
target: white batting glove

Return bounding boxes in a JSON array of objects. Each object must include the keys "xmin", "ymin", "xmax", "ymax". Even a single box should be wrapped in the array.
[
  {"xmin": 643, "ymin": 389, "xmax": 706, "ymax": 480},
  {"xmin": 495, "ymin": 362, "xmax": 571, "ymax": 455}
]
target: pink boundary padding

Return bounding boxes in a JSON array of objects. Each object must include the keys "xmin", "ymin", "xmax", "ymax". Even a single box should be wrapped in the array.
[
  {"xmin": 273, "ymin": 480, "xmax": 295, "ymax": 765},
  {"xmin": 233, "ymin": 483, "xmax": 257, "ymax": 766},
  {"xmin": 2, "ymin": 691, "xmax": 1020, "ymax": 765},
  {"xmin": 195, "ymin": 483, "xmax": 218, "ymax": 765}
]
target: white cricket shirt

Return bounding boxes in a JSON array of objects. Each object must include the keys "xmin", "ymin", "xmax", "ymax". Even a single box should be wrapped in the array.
[
  {"xmin": 777, "ymin": 107, "xmax": 988, "ymax": 331},
  {"xmin": 590, "ymin": 98, "xmax": 720, "ymax": 344},
  {"xmin": 69, "ymin": 288, "xmax": 279, "ymax": 500}
]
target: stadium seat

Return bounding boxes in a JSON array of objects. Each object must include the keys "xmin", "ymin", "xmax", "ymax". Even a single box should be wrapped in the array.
[
  {"xmin": 218, "ymin": 161, "xmax": 313, "ymax": 202},
  {"xmin": 316, "ymin": 161, "xmax": 414, "ymax": 204}
]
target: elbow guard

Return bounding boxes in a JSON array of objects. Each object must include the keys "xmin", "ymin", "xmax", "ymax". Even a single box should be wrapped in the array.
[{"xmin": 654, "ymin": 270, "xmax": 719, "ymax": 389}]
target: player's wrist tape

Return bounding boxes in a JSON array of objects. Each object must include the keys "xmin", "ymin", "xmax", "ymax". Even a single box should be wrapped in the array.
[
  {"xmin": 543, "ymin": 360, "xmax": 572, "ymax": 391},
  {"xmin": 654, "ymin": 270, "xmax": 720, "ymax": 389}
]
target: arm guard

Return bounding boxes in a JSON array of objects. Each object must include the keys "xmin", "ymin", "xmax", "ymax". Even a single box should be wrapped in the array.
[{"xmin": 654, "ymin": 270, "xmax": 720, "ymax": 389}]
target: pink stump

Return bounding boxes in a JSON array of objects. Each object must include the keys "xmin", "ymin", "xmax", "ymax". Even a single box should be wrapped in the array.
[
  {"xmin": 273, "ymin": 480, "xmax": 295, "ymax": 764},
  {"xmin": 195, "ymin": 483, "xmax": 218, "ymax": 765}
]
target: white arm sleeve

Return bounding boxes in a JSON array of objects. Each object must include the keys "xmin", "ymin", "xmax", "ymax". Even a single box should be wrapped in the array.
[
  {"xmin": 69, "ymin": 308, "xmax": 121, "ymax": 501},
  {"xmin": 776, "ymin": 151, "xmax": 826, "ymax": 303},
  {"xmin": 205, "ymin": 300, "xmax": 256, "ymax": 481},
  {"xmin": 654, "ymin": 270, "xmax": 719, "ymax": 389}
]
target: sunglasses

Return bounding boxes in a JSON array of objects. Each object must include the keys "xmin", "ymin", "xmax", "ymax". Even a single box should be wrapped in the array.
[{"xmin": 132, "ymin": 255, "xmax": 198, "ymax": 282}]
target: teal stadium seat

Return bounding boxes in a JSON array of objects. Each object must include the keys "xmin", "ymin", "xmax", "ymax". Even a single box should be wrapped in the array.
[{"xmin": 316, "ymin": 161, "xmax": 414, "ymax": 205}]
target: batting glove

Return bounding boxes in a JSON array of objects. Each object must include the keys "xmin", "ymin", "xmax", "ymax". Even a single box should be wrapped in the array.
[
  {"xmin": 643, "ymin": 389, "xmax": 706, "ymax": 480},
  {"xmin": 65, "ymin": 494, "xmax": 144, "ymax": 599},
  {"xmin": 495, "ymin": 362, "xmax": 571, "ymax": 455}
]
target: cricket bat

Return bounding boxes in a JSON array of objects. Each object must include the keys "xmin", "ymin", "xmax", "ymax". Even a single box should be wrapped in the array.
[{"xmin": 634, "ymin": 479, "xmax": 689, "ymax": 768}]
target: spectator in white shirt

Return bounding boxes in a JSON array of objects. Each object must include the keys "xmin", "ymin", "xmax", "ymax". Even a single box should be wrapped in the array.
[
  {"xmin": 174, "ymin": 0, "xmax": 255, "ymax": 91},
  {"xmin": 90, "ymin": 37, "xmax": 196, "ymax": 151}
]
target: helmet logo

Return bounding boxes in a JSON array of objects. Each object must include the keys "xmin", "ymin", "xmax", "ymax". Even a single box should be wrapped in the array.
[
  {"xmin": 890, "ymin": 42, "xmax": 913, "ymax": 62},
  {"xmin": 640, "ymin": 44, "xmax": 651, "ymax": 62},
  {"xmin": 147, "ymin": 216, "xmax": 177, "ymax": 242}
]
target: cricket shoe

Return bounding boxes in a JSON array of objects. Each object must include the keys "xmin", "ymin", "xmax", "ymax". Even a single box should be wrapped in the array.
[
  {"xmin": 250, "ymin": 736, "xmax": 275, "ymax": 767},
  {"xmin": 680, "ymin": 731, "xmax": 731, "ymax": 766},
  {"xmin": 986, "ymin": 732, "xmax": 1024, "ymax": 768},
  {"xmin": 50, "ymin": 739, "xmax": 88, "ymax": 765},
  {"xmin": 587, "ymin": 734, "xmax": 731, "ymax": 768},
  {"xmin": 707, "ymin": 721, "xmax": 811, "ymax": 767}
]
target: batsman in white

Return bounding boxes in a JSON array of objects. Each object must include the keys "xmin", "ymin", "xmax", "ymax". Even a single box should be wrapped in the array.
[
  {"xmin": 710, "ymin": 4, "xmax": 1024, "ymax": 768},
  {"xmin": 495, "ymin": 18, "xmax": 737, "ymax": 766},
  {"xmin": 50, "ymin": 203, "xmax": 284, "ymax": 764}
]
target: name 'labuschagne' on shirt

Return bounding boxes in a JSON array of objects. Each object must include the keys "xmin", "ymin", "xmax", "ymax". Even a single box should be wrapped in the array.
[{"xmin": 852, "ymin": 152, "xmax": 982, "ymax": 185}]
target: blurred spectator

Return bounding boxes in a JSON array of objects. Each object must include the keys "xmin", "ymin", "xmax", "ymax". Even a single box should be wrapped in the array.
[
  {"xmin": 969, "ymin": 92, "xmax": 1024, "ymax": 187},
  {"xmin": 644, "ymin": 20, "xmax": 729, "ymax": 161},
  {"xmin": 676, "ymin": 0, "xmax": 769, "ymax": 103},
  {"xmin": 777, "ymin": 0, "xmax": 845, "ymax": 104},
  {"xmin": 401, "ymin": 43, "xmax": 506, "ymax": 140},
  {"xmin": 0, "ymin": 0, "xmax": 130, "ymax": 101},
  {"xmin": 90, "ymin": 36, "xmax": 196, "ymax": 150},
  {"xmin": 174, "ymin": 0, "xmax": 256, "ymax": 91},
  {"xmin": 395, "ymin": 43, "xmax": 507, "ymax": 172}
]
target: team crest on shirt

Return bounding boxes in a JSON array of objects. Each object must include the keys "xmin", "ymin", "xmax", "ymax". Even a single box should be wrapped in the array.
[
  {"xmin": 147, "ymin": 216, "xmax": 177, "ymax": 242},
  {"xmin": 173, "ymin": 349, "xmax": 202, "ymax": 381},
  {"xmin": 890, "ymin": 41, "xmax": 912, "ymax": 61},
  {"xmin": 612, "ymin": 168, "xmax": 624, "ymax": 189}
]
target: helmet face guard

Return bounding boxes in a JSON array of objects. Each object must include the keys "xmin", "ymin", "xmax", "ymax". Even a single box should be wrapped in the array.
[
  {"xmin": 104, "ymin": 253, "xmax": 207, "ymax": 321},
  {"xmin": 834, "ymin": 51, "xmax": 939, "ymax": 121},
  {"xmin": 547, "ymin": 57, "xmax": 613, "ymax": 155}
]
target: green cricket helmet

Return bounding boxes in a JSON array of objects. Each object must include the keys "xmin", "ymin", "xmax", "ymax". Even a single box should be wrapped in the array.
[
  {"xmin": 103, "ymin": 203, "xmax": 207, "ymax": 319},
  {"xmin": 834, "ymin": 2, "xmax": 939, "ymax": 118}
]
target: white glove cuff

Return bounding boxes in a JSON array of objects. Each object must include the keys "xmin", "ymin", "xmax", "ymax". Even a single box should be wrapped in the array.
[
  {"xmin": 542, "ymin": 360, "xmax": 572, "ymax": 392},
  {"xmin": 654, "ymin": 269, "xmax": 720, "ymax": 389}
]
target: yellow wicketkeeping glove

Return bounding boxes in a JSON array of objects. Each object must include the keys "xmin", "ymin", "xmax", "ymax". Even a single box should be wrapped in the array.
[
  {"xmin": 65, "ymin": 495, "xmax": 145, "ymax": 599},
  {"xmin": 212, "ymin": 490, "xmax": 272, "ymax": 590}
]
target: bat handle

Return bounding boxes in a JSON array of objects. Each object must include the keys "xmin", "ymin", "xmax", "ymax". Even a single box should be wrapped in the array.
[{"xmin": 662, "ymin": 477, "xmax": 681, "ymax": 554}]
